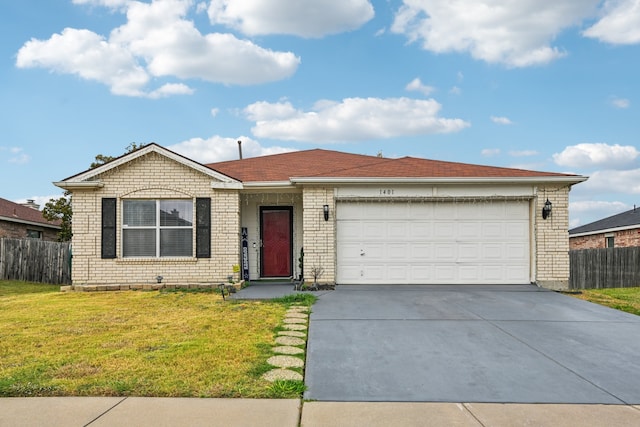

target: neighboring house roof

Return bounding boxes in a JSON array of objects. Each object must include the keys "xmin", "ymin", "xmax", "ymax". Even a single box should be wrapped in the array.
[
  {"xmin": 207, "ymin": 148, "xmax": 586, "ymax": 184},
  {"xmin": 0, "ymin": 197, "xmax": 61, "ymax": 229},
  {"xmin": 569, "ymin": 207, "xmax": 640, "ymax": 237}
]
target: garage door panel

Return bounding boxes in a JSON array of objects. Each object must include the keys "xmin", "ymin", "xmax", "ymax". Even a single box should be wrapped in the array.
[
  {"xmin": 337, "ymin": 242, "xmax": 363, "ymax": 260},
  {"xmin": 434, "ymin": 222, "xmax": 456, "ymax": 239},
  {"xmin": 458, "ymin": 243, "xmax": 480, "ymax": 261},
  {"xmin": 505, "ymin": 243, "xmax": 528, "ymax": 260},
  {"xmin": 338, "ymin": 221, "xmax": 362, "ymax": 239},
  {"xmin": 434, "ymin": 244, "xmax": 456, "ymax": 260},
  {"xmin": 506, "ymin": 222, "xmax": 528, "ymax": 239},
  {"xmin": 411, "ymin": 243, "xmax": 434, "ymax": 260},
  {"xmin": 363, "ymin": 265, "xmax": 385, "ymax": 281},
  {"xmin": 388, "ymin": 265, "xmax": 409, "ymax": 281},
  {"xmin": 435, "ymin": 265, "xmax": 456, "ymax": 282},
  {"xmin": 458, "ymin": 222, "xmax": 482, "ymax": 240},
  {"xmin": 387, "ymin": 243, "xmax": 409, "ymax": 259},
  {"xmin": 388, "ymin": 222, "xmax": 409, "ymax": 239},
  {"xmin": 337, "ymin": 201, "xmax": 530, "ymax": 285},
  {"xmin": 409, "ymin": 222, "xmax": 433, "ymax": 239}
]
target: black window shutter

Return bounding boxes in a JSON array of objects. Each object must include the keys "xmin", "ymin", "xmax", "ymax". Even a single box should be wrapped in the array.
[
  {"xmin": 101, "ymin": 198, "xmax": 117, "ymax": 259},
  {"xmin": 196, "ymin": 198, "xmax": 211, "ymax": 258}
]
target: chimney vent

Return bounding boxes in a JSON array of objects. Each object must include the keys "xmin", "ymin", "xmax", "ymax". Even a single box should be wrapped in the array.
[
  {"xmin": 21, "ymin": 199, "xmax": 40, "ymax": 210},
  {"xmin": 237, "ymin": 140, "xmax": 243, "ymax": 160}
]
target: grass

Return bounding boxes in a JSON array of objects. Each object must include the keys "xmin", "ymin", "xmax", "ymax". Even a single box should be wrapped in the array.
[
  {"xmin": 0, "ymin": 280, "xmax": 314, "ymax": 398},
  {"xmin": 570, "ymin": 287, "xmax": 640, "ymax": 316}
]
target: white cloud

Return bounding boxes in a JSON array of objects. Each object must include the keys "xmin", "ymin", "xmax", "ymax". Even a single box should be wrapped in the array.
[
  {"xmin": 509, "ymin": 150, "xmax": 538, "ymax": 157},
  {"xmin": 391, "ymin": 0, "xmax": 599, "ymax": 67},
  {"xmin": 569, "ymin": 200, "xmax": 634, "ymax": 228},
  {"xmin": 16, "ymin": 0, "xmax": 300, "ymax": 97},
  {"xmin": 449, "ymin": 86, "xmax": 461, "ymax": 95},
  {"xmin": 610, "ymin": 97, "xmax": 631, "ymax": 109},
  {"xmin": 207, "ymin": 0, "xmax": 374, "ymax": 37},
  {"xmin": 168, "ymin": 135, "xmax": 296, "ymax": 163},
  {"xmin": 491, "ymin": 116, "xmax": 513, "ymax": 125},
  {"xmin": 583, "ymin": 0, "xmax": 640, "ymax": 44},
  {"xmin": 72, "ymin": 0, "xmax": 129, "ymax": 8},
  {"xmin": 244, "ymin": 97, "xmax": 470, "ymax": 143},
  {"xmin": 405, "ymin": 78, "xmax": 436, "ymax": 96},
  {"xmin": 481, "ymin": 148, "xmax": 500, "ymax": 156},
  {"xmin": 580, "ymin": 169, "xmax": 640, "ymax": 194},
  {"xmin": 210, "ymin": 108, "xmax": 220, "ymax": 117},
  {"xmin": 1, "ymin": 147, "xmax": 31, "ymax": 164},
  {"xmin": 553, "ymin": 143, "xmax": 640, "ymax": 169}
]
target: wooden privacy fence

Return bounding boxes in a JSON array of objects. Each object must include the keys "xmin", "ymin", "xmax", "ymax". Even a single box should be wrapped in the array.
[
  {"xmin": 569, "ymin": 247, "xmax": 640, "ymax": 289},
  {"xmin": 0, "ymin": 238, "xmax": 71, "ymax": 285}
]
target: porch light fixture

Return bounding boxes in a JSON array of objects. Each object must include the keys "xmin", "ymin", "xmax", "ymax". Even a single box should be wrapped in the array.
[
  {"xmin": 542, "ymin": 199, "xmax": 552, "ymax": 220},
  {"xmin": 323, "ymin": 204, "xmax": 329, "ymax": 221}
]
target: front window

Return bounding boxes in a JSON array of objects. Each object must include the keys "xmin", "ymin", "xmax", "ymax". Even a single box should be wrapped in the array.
[{"xmin": 122, "ymin": 200, "xmax": 193, "ymax": 257}]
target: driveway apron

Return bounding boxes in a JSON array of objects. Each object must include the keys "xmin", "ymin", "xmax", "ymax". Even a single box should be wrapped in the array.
[{"xmin": 304, "ymin": 285, "xmax": 640, "ymax": 403}]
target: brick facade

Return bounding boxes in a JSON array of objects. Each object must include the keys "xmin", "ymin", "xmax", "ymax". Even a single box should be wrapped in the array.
[
  {"xmin": 70, "ymin": 151, "xmax": 240, "ymax": 286},
  {"xmin": 570, "ymin": 228, "xmax": 640, "ymax": 250},
  {"xmin": 0, "ymin": 219, "xmax": 59, "ymax": 241},
  {"xmin": 534, "ymin": 186, "xmax": 571, "ymax": 289},
  {"xmin": 302, "ymin": 187, "xmax": 336, "ymax": 284}
]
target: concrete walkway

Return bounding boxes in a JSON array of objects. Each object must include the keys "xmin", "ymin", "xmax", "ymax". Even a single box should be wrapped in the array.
[{"xmin": 2, "ymin": 397, "xmax": 640, "ymax": 426}]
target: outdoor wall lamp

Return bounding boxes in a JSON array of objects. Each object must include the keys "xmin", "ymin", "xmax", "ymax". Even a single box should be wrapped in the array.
[
  {"xmin": 542, "ymin": 199, "xmax": 552, "ymax": 220},
  {"xmin": 323, "ymin": 204, "xmax": 329, "ymax": 221}
]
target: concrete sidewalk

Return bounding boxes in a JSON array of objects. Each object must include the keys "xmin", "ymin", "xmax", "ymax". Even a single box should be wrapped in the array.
[{"xmin": 2, "ymin": 398, "xmax": 640, "ymax": 427}]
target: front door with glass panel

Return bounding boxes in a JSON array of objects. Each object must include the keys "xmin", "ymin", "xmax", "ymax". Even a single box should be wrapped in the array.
[{"xmin": 260, "ymin": 207, "xmax": 292, "ymax": 277}]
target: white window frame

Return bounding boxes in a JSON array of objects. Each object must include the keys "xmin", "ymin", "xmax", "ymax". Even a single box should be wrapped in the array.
[
  {"xmin": 122, "ymin": 199, "xmax": 194, "ymax": 258},
  {"xmin": 605, "ymin": 233, "xmax": 615, "ymax": 248}
]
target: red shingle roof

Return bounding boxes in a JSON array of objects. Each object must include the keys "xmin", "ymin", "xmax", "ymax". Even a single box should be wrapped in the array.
[
  {"xmin": 206, "ymin": 149, "xmax": 579, "ymax": 182},
  {"xmin": 0, "ymin": 198, "xmax": 61, "ymax": 228}
]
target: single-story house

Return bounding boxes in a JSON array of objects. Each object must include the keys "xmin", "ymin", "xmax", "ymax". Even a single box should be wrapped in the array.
[
  {"xmin": 569, "ymin": 207, "xmax": 640, "ymax": 250},
  {"xmin": 54, "ymin": 144, "xmax": 586, "ymax": 290},
  {"xmin": 0, "ymin": 197, "xmax": 61, "ymax": 241}
]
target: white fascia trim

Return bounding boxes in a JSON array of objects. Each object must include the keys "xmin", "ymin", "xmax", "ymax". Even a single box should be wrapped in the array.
[
  {"xmin": 570, "ymin": 224, "xmax": 640, "ymax": 238},
  {"xmin": 0, "ymin": 216, "xmax": 61, "ymax": 230},
  {"xmin": 64, "ymin": 145, "xmax": 240, "ymax": 185},
  {"xmin": 290, "ymin": 176, "xmax": 588, "ymax": 185},
  {"xmin": 241, "ymin": 181, "xmax": 296, "ymax": 189},
  {"xmin": 53, "ymin": 181, "xmax": 104, "ymax": 190},
  {"xmin": 211, "ymin": 181, "xmax": 244, "ymax": 189}
]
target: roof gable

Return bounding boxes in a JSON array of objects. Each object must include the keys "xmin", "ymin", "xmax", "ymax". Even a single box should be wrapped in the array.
[
  {"xmin": 56, "ymin": 143, "xmax": 241, "ymax": 189},
  {"xmin": 0, "ymin": 198, "xmax": 61, "ymax": 228},
  {"xmin": 570, "ymin": 207, "xmax": 640, "ymax": 235}
]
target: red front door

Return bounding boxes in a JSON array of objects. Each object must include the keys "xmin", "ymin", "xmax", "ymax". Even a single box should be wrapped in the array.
[{"xmin": 260, "ymin": 207, "xmax": 292, "ymax": 277}]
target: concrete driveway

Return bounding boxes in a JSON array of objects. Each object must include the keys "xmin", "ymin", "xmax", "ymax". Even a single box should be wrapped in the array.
[{"xmin": 304, "ymin": 285, "xmax": 640, "ymax": 404}]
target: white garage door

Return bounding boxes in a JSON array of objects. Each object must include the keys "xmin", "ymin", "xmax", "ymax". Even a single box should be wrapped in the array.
[{"xmin": 336, "ymin": 201, "xmax": 530, "ymax": 284}]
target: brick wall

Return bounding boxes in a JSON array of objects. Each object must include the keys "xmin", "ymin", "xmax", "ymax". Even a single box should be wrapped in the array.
[
  {"xmin": 302, "ymin": 187, "xmax": 336, "ymax": 284},
  {"xmin": 570, "ymin": 228, "xmax": 640, "ymax": 250},
  {"xmin": 0, "ymin": 219, "xmax": 59, "ymax": 241},
  {"xmin": 70, "ymin": 151, "xmax": 240, "ymax": 286},
  {"xmin": 534, "ymin": 186, "xmax": 571, "ymax": 289}
]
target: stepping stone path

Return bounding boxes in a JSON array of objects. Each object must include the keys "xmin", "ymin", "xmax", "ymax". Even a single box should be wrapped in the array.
[{"xmin": 262, "ymin": 305, "xmax": 309, "ymax": 382}]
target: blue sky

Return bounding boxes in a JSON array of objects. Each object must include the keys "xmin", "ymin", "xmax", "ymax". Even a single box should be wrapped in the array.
[{"xmin": 2, "ymin": 0, "xmax": 640, "ymax": 227}]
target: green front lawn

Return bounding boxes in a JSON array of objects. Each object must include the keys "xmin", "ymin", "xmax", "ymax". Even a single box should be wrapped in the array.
[
  {"xmin": 571, "ymin": 287, "xmax": 640, "ymax": 316},
  {"xmin": 0, "ymin": 281, "xmax": 312, "ymax": 398}
]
